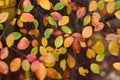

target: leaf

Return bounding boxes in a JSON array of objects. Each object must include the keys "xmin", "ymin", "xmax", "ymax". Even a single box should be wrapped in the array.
[
  {"xmin": 86, "ymin": 48, "xmax": 96, "ymax": 59},
  {"xmin": 83, "ymin": 15, "xmax": 91, "ymax": 26},
  {"xmin": 23, "ymin": 5, "xmax": 34, "ymax": 12},
  {"xmin": 26, "ymin": 54, "xmax": 37, "ymax": 62},
  {"xmin": 76, "ymin": 7, "xmax": 86, "ymax": 19},
  {"xmin": 104, "ymin": 0, "xmax": 114, "ymax": 2},
  {"xmin": 0, "ymin": 47, "xmax": 9, "ymax": 60},
  {"xmin": 44, "ymin": 28, "xmax": 53, "ymax": 38},
  {"xmin": 0, "ymin": 0, "xmax": 4, "ymax": 6},
  {"xmin": 17, "ymin": 37, "xmax": 30, "ymax": 50},
  {"xmin": 54, "ymin": 35, "xmax": 63, "ymax": 48},
  {"xmin": 61, "ymin": 26, "xmax": 72, "ymax": 34},
  {"xmin": 11, "ymin": 32, "xmax": 22, "ymax": 40},
  {"xmin": 89, "ymin": 1, "xmax": 98, "ymax": 11},
  {"xmin": 106, "ymin": 1, "xmax": 115, "ymax": 14},
  {"xmin": 20, "ymin": 13, "xmax": 34, "ymax": 22},
  {"xmin": 78, "ymin": 67, "xmax": 89, "ymax": 76},
  {"xmin": 31, "ymin": 47, "xmax": 38, "ymax": 55},
  {"xmin": 34, "ymin": 19, "xmax": 39, "ymax": 29},
  {"xmin": 0, "ymin": 41, "xmax": 3, "ymax": 49},
  {"xmin": 106, "ymin": 34, "xmax": 118, "ymax": 42},
  {"xmin": 115, "ymin": 1, "xmax": 120, "ymax": 10},
  {"xmin": 37, "ymin": 0, "xmax": 51, "ymax": 10},
  {"xmin": 108, "ymin": 41, "xmax": 119, "ymax": 56},
  {"xmin": 0, "ymin": 23, "xmax": 4, "ymax": 30},
  {"xmin": 0, "ymin": 61, "xmax": 8, "ymax": 74},
  {"xmin": 54, "ymin": 2, "xmax": 65, "ymax": 10},
  {"xmin": 23, "ymin": 0, "xmax": 32, "ymax": 7},
  {"xmin": 31, "ymin": 60, "xmax": 40, "ymax": 72},
  {"xmin": 22, "ymin": 60, "xmax": 30, "ymax": 71},
  {"xmin": 67, "ymin": 54, "xmax": 75, "ymax": 68},
  {"xmin": 82, "ymin": 26, "xmax": 92, "ymax": 38},
  {"xmin": 93, "ymin": 41, "xmax": 105, "ymax": 54},
  {"xmin": 41, "ymin": 37, "xmax": 48, "ymax": 47},
  {"xmin": 60, "ymin": 0, "xmax": 69, "ymax": 5},
  {"xmin": 90, "ymin": 63, "xmax": 100, "ymax": 74},
  {"xmin": 25, "ymin": 71, "xmax": 30, "ymax": 78},
  {"xmin": 35, "ymin": 63, "xmax": 46, "ymax": 80},
  {"xmin": 58, "ymin": 16, "xmax": 69, "ymax": 26},
  {"xmin": 59, "ymin": 47, "xmax": 67, "ymax": 54},
  {"xmin": 113, "ymin": 62, "xmax": 120, "ymax": 71},
  {"xmin": 96, "ymin": 54, "xmax": 105, "ymax": 62},
  {"xmin": 46, "ymin": 46, "xmax": 54, "ymax": 52},
  {"xmin": 39, "ymin": 46, "xmax": 47, "ymax": 55},
  {"xmin": 50, "ymin": 11, "xmax": 62, "ymax": 21},
  {"xmin": 48, "ymin": 16, "xmax": 57, "ymax": 27},
  {"xmin": 67, "ymin": 5, "xmax": 72, "ymax": 15},
  {"xmin": 94, "ymin": 22, "xmax": 104, "ymax": 31},
  {"xmin": 0, "ymin": 12, "xmax": 9, "ymax": 23},
  {"xmin": 6, "ymin": 34, "xmax": 14, "ymax": 47},
  {"xmin": 10, "ymin": 58, "xmax": 21, "ymax": 72},
  {"xmin": 52, "ymin": 30, "xmax": 62, "ymax": 36},
  {"xmin": 60, "ymin": 59, "xmax": 66, "ymax": 71},
  {"xmin": 115, "ymin": 10, "xmax": 120, "ymax": 20},
  {"xmin": 64, "ymin": 36, "xmax": 73, "ymax": 48},
  {"xmin": 46, "ymin": 68, "xmax": 62, "ymax": 79},
  {"xmin": 31, "ymin": 39, "xmax": 39, "ymax": 47},
  {"xmin": 98, "ymin": 1, "xmax": 104, "ymax": 10}
]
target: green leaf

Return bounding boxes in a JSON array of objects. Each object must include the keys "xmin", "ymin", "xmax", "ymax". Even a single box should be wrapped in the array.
[
  {"xmin": 59, "ymin": 47, "xmax": 67, "ymax": 54},
  {"xmin": 22, "ymin": 60, "xmax": 30, "ymax": 71},
  {"xmin": 44, "ymin": 28, "xmax": 53, "ymax": 38},
  {"xmin": 31, "ymin": 47, "xmax": 38, "ymax": 55},
  {"xmin": 93, "ymin": 41, "xmax": 105, "ymax": 54},
  {"xmin": 96, "ymin": 54, "xmax": 105, "ymax": 62},
  {"xmin": 54, "ymin": 2, "xmax": 65, "ymax": 10},
  {"xmin": 6, "ymin": 34, "xmax": 14, "ymax": 47},
  {"xmin": 60, "ymin": 59, "xmax": 66, "ymax": 71},
  {"xmin": 67, "ymin": 5, "xmax": 72, "ymax": 15},
  {"xmin": 12, "ymin": 32, "xmax": 22, "ymax": 40},
  {"xmin": 52, "ymin": 53, "xmax": 59, "ymax": 61},
  {"xmin": 0, "ymin": 23, "xmax": 4, "ymax": 30},
  {"xmin": 25, "ymin": 71, "xmax": 30, "ymax": 78},
  {"xmin": 61, "ymin": 26, "xmax": 72, "ymax": 34},
  {"xmin": 54, "ymin": 35, "xmax": 63, "ymax": 48},
  {"xmin": 115, "ymin": 1, "xmax": 120, "ymax": 10},
  {"xmin": 90, "ymin": 63, "xmax": 100, "ymax": 74},
  {"xmin": 34, "ymin": 19, "xmax": 39, "ymax": 29},
  {"xmin": 98, "ymin": 1, "xmax": 104, "ymax": 10},
  {"xmin": 23, "ymin": 5, "xmax": 34, "ymax": 12},
  {"xmin": 48, "ymin": 16, "xmax": 57, "ymax": 27}
]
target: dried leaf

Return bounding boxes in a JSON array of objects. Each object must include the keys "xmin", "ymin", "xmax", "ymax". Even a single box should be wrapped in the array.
[
  {"xmin": 54, "ymin": 35, "xmax": 63, "ymax": 48},
  {"xmin": 67, "ymin": 54, "xmax": 75, "ymax": 68},
  {"xmin": 37, "ymin": 0, "xmax": 51, "ymax": 10},
  {"xmin": 64, "ymin": 36, "xmax": 73, "ymax": 48},
  {"xmin": 113, "ymin": 62, "xmax": 120, "ymax": 71},
  {"xmin": 115, "ymin": 10, "xmax": 120, "ymax": 20},
  {"xmin": 6, "ymin": 34, "xmax": 14, "ymax": 47},
  {"xmin": 89, "ymin": 1, "xmax": 98, "ymax": 11},
  {"xmin": 0, "ymin": 47, "xmax": 9, "ymax": 60},
  {"xmin": 79, "ymin": 67, "xmax": 89, "ymax": 76},
  {"xmin": 0, "ymin": 61, "xmax": 8, "ymax": 74},
  {"xmin": 22, "ymin": 60, "xmax": 30, "ymax": 71},
  {"xmin": 90, "ymin": 63, "xmax": 100, "ymax": 74},
  {"xmin": 108, "ymin": 41, "xmax": 119, "ymax": 56},
  {"xmin": 83, "ymin": 15, "xmax": 91, "ymax": 26},
  {"xmin": 82, "ymin": 26, "xmax": 92, "ymax": 38},
  {"xmin": 106, "ymin": 1, "xmax": 115, "ymax": 14},
  {"xmin": 10, "ymin": 58, "xmax": 21, "ymax": 72},
  {"xmin": 0, "ymin": 12, "xmax": 9, "ymax": 23},
  {"xmin": 86, "ymin": 48, "xmax": 96, "ymax": 59},
  {"xmin": 58, "ymin": 16, "xmax": 69, "ymax": 26},
  {"xmin": 76, "ymin": 7, "xmax": 86, "ymax": 19},
  {"xmin": 54, "ymin": 2, "xmax": 65, "ymax": 10},
  {"xmin": 94, "ymin": 22, "xmax": 104, "ymax": 31}
]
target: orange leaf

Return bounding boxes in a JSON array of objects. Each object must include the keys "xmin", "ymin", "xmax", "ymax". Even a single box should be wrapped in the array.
[
  {"xmin": 89, "ymin": 1, "xmax": 98, "ymax": 11},
  {"xmin": 10, "ymin": 58, "xmax": 21, "ymax": 72},
  {"xmin": 64, "ymin": 36, "xmax": 74, "ymax": 48},
  {"xmin": 67, "ymin": 54, "xmax": 75, "ymax": 68},
  {"xmin": 113, "ymin": 62, "xmax": 120, "ymax": 71},
  {"xmin": 76, "ymin": 7, "xmax": 86, "ymax": 19},
  {"xmin": 58, "ymin": 16, "xmax": 69, "ymax": 26},
  {"xmin": 31, "ymin": 60, "xmax": 40, "ymax": 72},
  {"xmin": 0, "ymin": 61, "xmax": 8, "ymax": 74},
  {"xmin": 82, "ymin": 26, "xmax": 92, "ymax": 38},
  {"xmin": 0, "ymin": 47, "xmax": 9, "ymax": 60},
  {"xmin": 94, "ymin": 22, "xmax": 104, "ymax": 31},
  {"xmin": 20, "ymin": 13, "xmax": 34, "ymax": 22},
  {"xmin": 115, "ymin": 10, "xmax": 120, "ymax": 20},
  {"xmin": 106, "ymin": 1, "xmax": 115, "ymax": 14}
]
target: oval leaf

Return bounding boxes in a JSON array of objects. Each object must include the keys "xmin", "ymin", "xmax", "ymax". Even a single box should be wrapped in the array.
[
  {"xmin": 67, "ymin": 54, "xmax": 75, "ymax": 68},
  {"xmin": 61, "ymin": 26, "xmax": 72, "ymax": 34},
  {"xmin": 54, "ymin": 35, "xmax": 63, "ymax": 48},
  {"xmin": 64, "ymin": 36, "xmax": 73, "ymax": 48},
  {"xmin": 0, "ymin": 61, "xmax": 8, "ymax": 74},
  {"xmin": 0, "ymin": 12, "xmax": 9, "ymax": 23},
  {"xmin": 54, "ymin": 2, "xmax": 65, "ymax": 10},
  {"xmin": 82, "ymin": 26, "xmax": 92, "ymax": 38},
  {"xmin": 22, "ymin": 60, "xmax": 30, "ymax": 71},
  {"xmin": 58, "ymin": 16, "xmax": 69, "ymax": 26},
  {"xmin": 90, "ymin": 63, "xmax": 100, "ymax": 74}
]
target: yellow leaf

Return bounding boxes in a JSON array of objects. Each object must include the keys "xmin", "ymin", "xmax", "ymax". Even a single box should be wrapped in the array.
[
  {"xmin": 83, "ymin": 15, "xmax": 91, "ymax": 26},
  {"xmin": 86, "ymin": 48, "xmax": 96, "ymax": 59},
  {"xmin": 37, "ymin": 0, "xmax": 51, "ymax": 10},
  {"xmin": 89, "ymin": 1, "xmax": 98, "ymax": 11},
  {"xmin": 60, "ymin": 0, "xmax": 69, "ymax": 5},
  {"xmin": 0, "ymin": 12, "xmax": 9, "ymax": 23},
  {"xmin": 67, "ymin": 54, "xmax": 75, "ymax": 68},
  {"xmin": 108, "ymin": 41, "xmax": 119, "ymax": 56},
  {"xmin": 82, "ymin": 26, "xmax": 92, "ymax": 38},
  {"xmin": 41, "ymin": 37, "xmax": 48, "ymax": 47},
  {"xmin": 113, "ymin": 62, "xmax": 120, "ymax": 71},
  {"xmin": 78, "ymin": 67, "xmax": 89, "ymax": 76},
  {"xmin": 58, "ymin": 16, "xmax": 69, "ymax": 26},
  {"xmin": 39, "ymin": 46, "xmax": 47, "ymax": 55},
  {"xmin": 115, "ymin": 10, "xmax": 120, "ymax": 20},
  {"xmin": 6, "ymin": 34, "xmax": 14, "ymax": 47},
  {"xmin": 104, "ymin": 0, "xmax": 114, "ymax": 2},
  {"xmin": 106, "ymin": 1, "xmax": 115, "ymax": 14}
]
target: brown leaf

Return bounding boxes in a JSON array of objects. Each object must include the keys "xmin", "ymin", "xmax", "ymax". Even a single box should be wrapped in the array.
[{"xmin": 76, "ymin": 7, "xmax": 86, "ymax": 19}]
